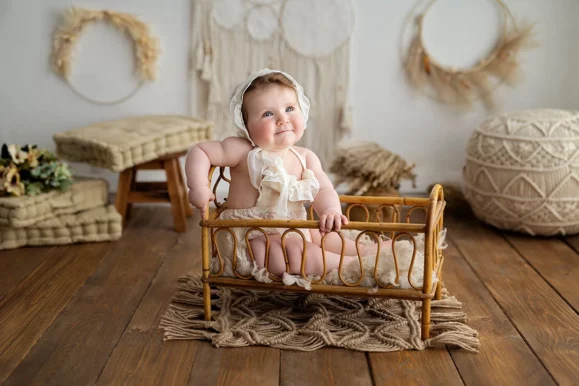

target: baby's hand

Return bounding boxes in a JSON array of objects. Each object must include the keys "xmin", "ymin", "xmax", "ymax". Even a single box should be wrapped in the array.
[
  {"xmin": 319, "ymin": 210, "xmax": 348, "ymax": 236},
  {"xmin": 188, "ymin": 186, "xmax": 215, "ymax": 218}
]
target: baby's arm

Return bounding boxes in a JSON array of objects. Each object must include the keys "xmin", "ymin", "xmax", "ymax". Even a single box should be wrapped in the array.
[
  {"xmin": 305, "ymin": 149, "xmax": 348, "ymax": 235},
  {"xmin": 185, "ymin": 137, "xmax": 250, "ymax": 215}
]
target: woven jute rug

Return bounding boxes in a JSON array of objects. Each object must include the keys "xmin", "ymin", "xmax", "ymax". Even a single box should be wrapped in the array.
[{"xmin": 160, "ymin": 274, "xmax": 480, "ymax": 352}]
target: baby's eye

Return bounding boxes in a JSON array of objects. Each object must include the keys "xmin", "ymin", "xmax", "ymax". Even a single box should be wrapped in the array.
[
  {"xmin": 262, "ymin": 111, "xmax": 273, "ymax": 117},
  {"xmin": 286, "ymin": 106, "xmax": 294, "ymax": 112}
]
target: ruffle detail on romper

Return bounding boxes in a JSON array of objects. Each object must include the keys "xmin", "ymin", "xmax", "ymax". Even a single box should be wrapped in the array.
[{"xmin": 261, "ymin": 167, "xmax": 320, "ymax": 203}]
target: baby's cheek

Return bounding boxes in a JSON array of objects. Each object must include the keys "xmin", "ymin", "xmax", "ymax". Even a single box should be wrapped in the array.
[
  {"xmin": 254, "ymin": 130, "xmax": 272, "ymax": 144},
  {"xmin": 247, "ymin": 123, "xmax": 267, "ymax": 142},
  {"xmin": 294, "ymin": 118, "xmax": 306, "ymax": 133}
]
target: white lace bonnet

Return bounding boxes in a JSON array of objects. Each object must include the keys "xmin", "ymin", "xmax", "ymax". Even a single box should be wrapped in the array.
[{"xmin": 229, "ymin": 68, "xmax": 311, "ymax": 146}]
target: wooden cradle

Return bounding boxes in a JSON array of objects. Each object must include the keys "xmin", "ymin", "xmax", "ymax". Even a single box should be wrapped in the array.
[{"xmin": 199, "ymin": 167, "xmax": 446, "ymax": 340}]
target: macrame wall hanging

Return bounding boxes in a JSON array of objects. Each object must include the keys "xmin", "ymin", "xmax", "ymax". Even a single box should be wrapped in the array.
[
  {"xmin": 401, "ymin": 0, "xmax": 536, "ymax": 108},
  {"xmin": 192, "ymin": 0, "xmax": 355, "ymax": 165},
  {"xmin": 52, "ymin": 7, "xmax": 160, "ymax": 105}
]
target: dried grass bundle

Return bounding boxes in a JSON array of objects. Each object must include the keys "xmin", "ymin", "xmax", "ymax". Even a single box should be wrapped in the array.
[{"xmin": 330, "ymin": 141, "xmax": 416, "ymax": 196}]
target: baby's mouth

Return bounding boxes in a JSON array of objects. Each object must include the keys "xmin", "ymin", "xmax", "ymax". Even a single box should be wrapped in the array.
[{"xmin": 275, "ymin": 129, "xmax": 292, "ymax": 135}]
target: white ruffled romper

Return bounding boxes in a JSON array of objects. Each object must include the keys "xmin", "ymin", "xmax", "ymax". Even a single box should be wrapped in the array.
[{"xmin": 212, "ymin": 147, "xmax": 320, "ymax": 281}]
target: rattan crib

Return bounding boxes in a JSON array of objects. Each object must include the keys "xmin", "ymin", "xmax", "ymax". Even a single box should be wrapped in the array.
[{"xmin": 199, "ymin": 167, "xmax": 446, "ymax": 340}]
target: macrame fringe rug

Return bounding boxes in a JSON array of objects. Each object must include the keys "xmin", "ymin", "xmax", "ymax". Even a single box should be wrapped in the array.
[{"xmin": 160, "ymin": 274, "xmax": 480, "ymax": 353}]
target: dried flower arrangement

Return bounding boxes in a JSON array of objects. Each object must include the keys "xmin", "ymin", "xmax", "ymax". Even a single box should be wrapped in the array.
[
  {"xmin": 402, "ymin": 0, "xmax": 537, "ymax": 108},
  {"xmin": 51, "ymin": 7, "xmax": 160, "ymax": 104},
  {"xmin": 0, "ymin": 145, "xmax": 73, "ymax": 197}
]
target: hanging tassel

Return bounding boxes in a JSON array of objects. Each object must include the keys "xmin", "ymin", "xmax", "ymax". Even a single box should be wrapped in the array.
[
  {"xmin": 195, "ymin": 41, "xmax": 204, "ymax": 71},
  {"xmin": 201, "ymin": 56, "xmax": 212, "ymax": 81},
  {"xmin": 201, "ymin": 44, "xmax": 212, "ymax": 82},
  {"xmin": 340, "ymin": 105, "xmax": 353, "ymax": 135}
]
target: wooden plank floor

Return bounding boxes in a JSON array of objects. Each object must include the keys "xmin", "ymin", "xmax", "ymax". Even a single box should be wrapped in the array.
[{"xmin": 1, "ymin": 206, "xmax": 578, "ymax": 385}]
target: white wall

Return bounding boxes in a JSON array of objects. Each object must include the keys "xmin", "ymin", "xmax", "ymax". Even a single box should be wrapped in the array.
[{"xmin": 0, "ymin": 0, "xmax": 577, "ymax": 194}]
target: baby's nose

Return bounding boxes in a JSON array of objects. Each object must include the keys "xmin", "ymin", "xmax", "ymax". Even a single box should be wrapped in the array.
[{"xmin": 276, "ymin": 114, "xmax": 289, "ymax": 125}]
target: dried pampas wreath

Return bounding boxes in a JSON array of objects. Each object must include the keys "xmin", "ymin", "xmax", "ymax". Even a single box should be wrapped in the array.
[
  {"xmin": 51, "ymin": 7, "xmax": 160, "ymax": 105},
  {"xmin": 401, "ymin": 0, "xmax": 537, "ymax": 108}
]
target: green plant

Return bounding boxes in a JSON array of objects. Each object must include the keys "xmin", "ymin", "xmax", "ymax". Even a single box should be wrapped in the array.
[{"xmin": 0, "ymin": 144, "xmax": 73, "ymax": 197}]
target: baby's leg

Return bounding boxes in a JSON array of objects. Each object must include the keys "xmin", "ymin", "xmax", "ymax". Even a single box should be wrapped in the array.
[
  {"xmin": 309, "ymin": 229, "xmax": 391, "ymax": 257},
  {"xmin": 249, "ymin": 235, "xmax": 357, "ymax": 277},
  {"xmin": 309, "ymin": 229, "xmax": 360, "ymax": 255},
  {"xmin": 360, "ymin": 238, "xmax": 393, "ymax": 256}
]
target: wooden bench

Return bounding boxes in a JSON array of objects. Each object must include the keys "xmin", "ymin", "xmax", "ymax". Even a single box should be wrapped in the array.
[{"xmin": 114, "ymin": 151, "xmax": 193, "ymax": 232}]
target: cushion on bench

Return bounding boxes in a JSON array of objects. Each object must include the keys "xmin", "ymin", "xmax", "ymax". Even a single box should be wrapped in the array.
[{"xmin": 53, "ymin": 115, "xmax": 213, "ymax": 171}]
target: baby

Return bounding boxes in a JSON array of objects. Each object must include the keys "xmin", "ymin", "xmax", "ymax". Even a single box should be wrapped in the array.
[{"xmin": 186, "ymin": 69, "xmax": 380, "ymax": 278}]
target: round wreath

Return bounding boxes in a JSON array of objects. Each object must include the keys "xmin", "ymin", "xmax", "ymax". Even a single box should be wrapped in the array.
[
  {"xmin": 51, "ymin": 7, "xmax": 160, "ymax": 105},
  {"xmin": 401, "ymin": 0, "xmax": 536, "ymax": 108}
]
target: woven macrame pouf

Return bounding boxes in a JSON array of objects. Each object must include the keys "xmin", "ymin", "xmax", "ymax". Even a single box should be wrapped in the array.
[{"xmin": 463, "ymin": 109, "xmax": 579, "ymax": 236}]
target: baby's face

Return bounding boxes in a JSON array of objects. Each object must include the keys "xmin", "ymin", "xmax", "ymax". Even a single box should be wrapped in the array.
[{"xmin": 244, "ymin": 84, "xmax": 305, "ymax": 151}]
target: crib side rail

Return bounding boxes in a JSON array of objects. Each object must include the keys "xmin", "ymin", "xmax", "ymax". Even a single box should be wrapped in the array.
[
  {"xmin": 201, "ymin": 217, "xmax": 426, "ymax": 233},
  {"xmin": 339, "ymin": 195, "xmax": 430, "ymax": 206},
  {"xmin": 423, "ymin": 184, "xmax": 445, "ymax": 295}
]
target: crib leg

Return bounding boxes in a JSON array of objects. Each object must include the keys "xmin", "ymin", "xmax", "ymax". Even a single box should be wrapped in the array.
[
  {"xmin": 203, "ymin": 282, "xmax": 212, "ymax": 321},
  {"xmin": 201, "ymin": 221, "xmax": 211, "ymax": 321},
  {"xmin": 421, "ymin": 298, "xmax": 431, "ymax": 340},
  {"xmin": 435, "ymin": 280, "xmax": 443, "ymax": 300}
]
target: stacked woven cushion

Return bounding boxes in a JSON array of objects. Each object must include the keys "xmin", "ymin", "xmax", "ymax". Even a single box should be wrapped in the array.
[
  {"xmin": 0, "ymin": 178, "xmax": 122, "ymax": 250},
  {"xmin": 53, "ymin": 115, "xmax": 213, "ymax": 171}
]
